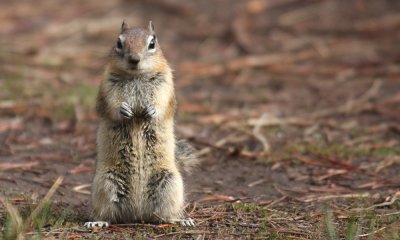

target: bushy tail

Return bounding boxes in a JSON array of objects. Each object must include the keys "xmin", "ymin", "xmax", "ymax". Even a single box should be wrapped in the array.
[{"xmin": 175, "ymin": 139, "xmax": 199, "ymax": 173}]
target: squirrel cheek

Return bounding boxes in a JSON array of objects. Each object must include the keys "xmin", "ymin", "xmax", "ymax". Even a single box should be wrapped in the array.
[{"xmin": 139, "ymin": 59, "xmax": 156, "ymax": 72}]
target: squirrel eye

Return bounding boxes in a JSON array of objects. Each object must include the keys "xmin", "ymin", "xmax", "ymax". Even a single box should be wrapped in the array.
[
  {"xmin": 116, "ymin": 37, "xmax": 123, "ymax": 51},
  {"xmin": 148, "ymin": 35, "xmax": 156, "ymax": 51}
]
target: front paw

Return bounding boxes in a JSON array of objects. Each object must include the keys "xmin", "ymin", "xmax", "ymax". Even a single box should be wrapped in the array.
[
  {"xmin": 120, "ymin": 102, "xmax": 134, "ymax": 119},
  {"xmin": 143, "ymin": 104, "xmax": 157, "ymax": 120}
]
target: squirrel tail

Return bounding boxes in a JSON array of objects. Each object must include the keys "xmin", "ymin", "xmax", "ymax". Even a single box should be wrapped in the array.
[{"xmin": 175, "ymin": 139, "xmax": 199, "ymax": 173}]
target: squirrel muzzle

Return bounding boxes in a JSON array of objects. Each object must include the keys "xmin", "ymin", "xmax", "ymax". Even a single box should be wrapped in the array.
[{"xmin": 128, "ymin": 53, "xmax": 140, "ymax": 68}]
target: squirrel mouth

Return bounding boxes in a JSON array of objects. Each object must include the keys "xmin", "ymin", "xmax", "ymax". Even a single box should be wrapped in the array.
[{"xmin": 128, "ymin": 64, "xmax": 139, "ymax": 70}]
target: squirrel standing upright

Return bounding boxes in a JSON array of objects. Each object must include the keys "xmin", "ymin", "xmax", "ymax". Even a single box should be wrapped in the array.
[{"xmin": 84, "ymin": 20, "xmax": 197, "ymax": 228}]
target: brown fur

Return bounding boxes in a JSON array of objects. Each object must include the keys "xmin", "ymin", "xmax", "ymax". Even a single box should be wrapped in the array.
[{"xmin": 89, "ymin": 22, "xmax": 196, "ymax": 225}]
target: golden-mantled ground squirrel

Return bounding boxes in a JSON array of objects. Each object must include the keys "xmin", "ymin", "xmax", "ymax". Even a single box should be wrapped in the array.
[{"xmin": 84, "ymin": 21, "xmax": 197, "ymax": 228}]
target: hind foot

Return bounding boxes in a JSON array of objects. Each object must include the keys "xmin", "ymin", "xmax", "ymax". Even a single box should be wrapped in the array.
[
  {"xmin": 84, "ymin": 221, "xmax": 109, "ymax": 228},
  {"xmin": 170, "ymin": 218, "xmax": 195, "ymax": 227}
]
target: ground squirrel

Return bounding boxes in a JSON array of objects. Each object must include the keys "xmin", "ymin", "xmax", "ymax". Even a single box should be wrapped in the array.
[{"xmin": 84, "ymin": 21, "xmax": 197, "ymax": 228}]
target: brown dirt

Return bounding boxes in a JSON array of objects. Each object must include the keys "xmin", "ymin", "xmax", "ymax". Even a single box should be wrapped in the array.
[{"xmin": 1, "ymin": 0, "xmax": 400, "ymax": 239}]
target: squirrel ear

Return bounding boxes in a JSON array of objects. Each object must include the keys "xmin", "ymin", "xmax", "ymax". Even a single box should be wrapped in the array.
[
  {"xmin": 121, "ymin": 20, "xmax": 129, "ymax": 33},
  {"xmin": 148, "ymin": 21, "xmax": 155, "ymax": 34}
]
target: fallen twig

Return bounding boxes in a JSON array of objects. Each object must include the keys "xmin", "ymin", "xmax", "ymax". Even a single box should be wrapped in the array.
[
  {"xmin": 195, "ymin": 133, "xmax": 236, "ymax": 157},
  {"xmin": 317, "ymin": 169, "xmax": 348, "ymax": 181},
  {"xmin": 299, "ymin": 192, "xmax": 370, "ymax": 202},
  {"xmin": 0, "ymin": 161, "xmax": 39, "ymax": 171},
  {"xmin": 248, "ymin": 179, "xmax": 266, "ymax": 188},
  {"xmin": 247, "ymin": 116, "xmax": 312, "ymax": 127},
  {"xmin": 365, "ymin": 191, "xmax": 399, "ymax": 210},
  {"xmin": 154, "ymin": 230, "xmax": 213, "ymax": 238},
  {"xmin": 73, "ymin": 184, "xmax": 91, "ymax": 195},
  {"xmin": 193, "ymin": 137, "xmax": 258, "ymax": 160},
  {"xmin": 358, "ymin": 226, "xmax": 386, "ymax": 237},
  {"xmin": 251, "ymin": 113, "xmax": 271, "ymax": 154},
  {"xmin": 196, "ymin": 194, "xmax": 237, "ymax": 203},
  {"xmin": 262, "ymin": 196, "xmax": 288, "ymax": 208}
]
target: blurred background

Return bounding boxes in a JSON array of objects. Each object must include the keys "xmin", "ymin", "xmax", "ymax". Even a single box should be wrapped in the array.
[{"xmin": 1, "ymin": 0, "xmax": 400, "ymax": 238}]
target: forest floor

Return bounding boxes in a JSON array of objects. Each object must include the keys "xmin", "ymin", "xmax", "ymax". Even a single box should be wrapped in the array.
[{"xmin": 1, "ymin": 0, "xmax": 400, "ymax": 239}]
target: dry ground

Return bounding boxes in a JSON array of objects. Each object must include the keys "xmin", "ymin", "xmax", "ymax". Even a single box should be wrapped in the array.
[{"xmin": 1, "ymin": 0, "xmax": 400, "ymax": 239}]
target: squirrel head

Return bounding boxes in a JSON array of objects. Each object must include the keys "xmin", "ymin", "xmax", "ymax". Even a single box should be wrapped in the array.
[{"xmin": 110, "ymin": 20, "xmax": 166, "ymax": 74}]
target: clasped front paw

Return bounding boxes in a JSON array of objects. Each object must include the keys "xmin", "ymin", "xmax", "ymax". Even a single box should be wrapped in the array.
[
  {"xmin": 143, "ymin": 104, "xmax": 157, "ymax": 120},
  {"xmin": 120, "ymin": 102, "xmax": 134, "ymax": 119}
]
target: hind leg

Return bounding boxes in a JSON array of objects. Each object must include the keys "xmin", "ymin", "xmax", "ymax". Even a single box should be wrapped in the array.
[
  {"xmin": 146, "ymin": 170, "xmax": 194, "ymax": 226},
  {"xmin": 85, "ymin": 173, "xmax": 125, "ymax": 228}
]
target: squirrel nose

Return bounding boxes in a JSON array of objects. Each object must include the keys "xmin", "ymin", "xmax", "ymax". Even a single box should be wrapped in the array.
[{"xmin": 128, "ymin": 55, "xmax": 140, "ymax": 65}]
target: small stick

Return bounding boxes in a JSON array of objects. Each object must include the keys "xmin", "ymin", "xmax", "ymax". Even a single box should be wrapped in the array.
[
  {"xmin": 251, "ymin": 113, "xmax": 271, "ymax": 154},
  {"xmin": 72, "ymin": 184, "xmax": 91, "ymax": 195},
  {"xmin": 299, "ymin": 192, "xmax": 370, "ymax": 203},
  {"xmin": 358, "ymin": 226, "xmax": 386, "ymax": 237}
]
